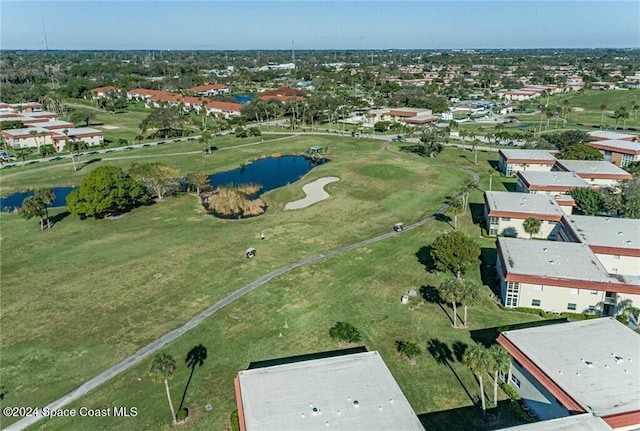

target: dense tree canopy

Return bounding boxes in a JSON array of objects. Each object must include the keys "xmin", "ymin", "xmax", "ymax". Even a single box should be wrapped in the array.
[
  {"xmin": 66, "ymin": 166, "xmax": 150, "ymax": 218},
  {"xmin": 430, "ymin": 231, "xmax": 480, "ymax": 279},
  {"xmin": 129, "ymin": 162, "xmax": 182, "ymax": 200},
  {"xmin": 558, "ymin": 143, "xmax": 603, "ymax": 160}
]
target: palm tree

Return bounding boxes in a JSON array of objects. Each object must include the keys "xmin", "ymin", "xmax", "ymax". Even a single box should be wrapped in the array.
[
  {"xmin": 488, "ymin": 345, "xmax": 512, "ymax": 407},
  {"xmin": 632, "ymin": 102, "xmax": 640, "ymax": 121},
  {"xmin": 471, "ymin": 139, "xmax": 481, "ymax": 164},
  {"xmin": 448, "ymin": 197, "xmax": 464, "ymax": 229},
  {"xmin": 29, "ymin": 129, "xmax": 41, "ymax": 153},
  {"xmin": 487, "ymin": 168, "xmax": 495, "ymax": 191},
  {"xmin": 600, "ymin": 104, "xmax": 607, "ymax": 129},
  {"xmin": 463, "ymin": 344, "xmax": 490, "ymax": 414},
  {"xmin": 438, "ymin": 277, "xmax": 464, "ymax": 328},
  {"xmin": 460, "ymin": 280, "xmax": 480, "ymax": 328},
  {"xmin": 199, "ymin": 130, "xmax": 212, "ymax": 154},
  {"xmin": 523, "ymin": 217, "xmax": 542, "ymax": 239},
  {"xmin": 329, "ymin": 321, "xmax": 362, "ymax": 344},
  {"xmin": 149, "ymin": 353, "xmax": 178, "ymax": 424},
  {"xmin": 35, "ymin": 188, "xmax": 55, "ymax": 229},
  {"xmin": 395, "ymin": 340, "xmax": 422, "ymax": 362}
]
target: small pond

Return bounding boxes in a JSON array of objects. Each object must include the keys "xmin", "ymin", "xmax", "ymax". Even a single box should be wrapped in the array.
[
  {"xmin": 1, "ymin": 187, "xmax": 77, "ymax": 212},
  {"xmin": 0, "ymin": 155, "xmax": 326, "ymax": 212},
  {"xmin": 208, "ymin": 155, "xmax": 326, "ymax": 197}
]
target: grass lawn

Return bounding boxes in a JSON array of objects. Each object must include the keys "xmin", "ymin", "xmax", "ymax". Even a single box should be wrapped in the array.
[{"xmin": 3, "ymin": 136, "xmax": 507, "ymax": 427}]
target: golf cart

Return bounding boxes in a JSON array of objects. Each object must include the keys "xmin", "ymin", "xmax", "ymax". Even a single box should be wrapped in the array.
[
  {"xmin": 246, "ymin": 247, "xmax": 256, "ymax": 259},
  {"xmin": 394, "ymin": 223, "xmax": 404, "ymax": 232}
]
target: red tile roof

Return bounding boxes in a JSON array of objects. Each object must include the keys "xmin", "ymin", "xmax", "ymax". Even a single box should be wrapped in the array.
[
  {"xmin": 188, "ymin": 83, "xmax": 228, "ymax": 92},
  {"xmin": 206, "ymin": 101, "xmax": 243, "ymax": 112}
]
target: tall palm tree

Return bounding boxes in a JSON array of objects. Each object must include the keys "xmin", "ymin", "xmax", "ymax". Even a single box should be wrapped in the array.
[
  {"xmin": 20, "ymin": 196, "xmax": 46, "ymax": 231},
  {"xmin": 438, "ymin": 277, "xmax": 464, "ymax": 328},
  {"xmin": 488, "ymin": 345, "xmax": 512, "ymax": 407},
  {"xmin": 632, "ymin": 102, "xmax": 640, "ymax": 121},
  {"xmin": 35, "ymin": 188, "xmax": 55, "ymax": 229},
  {"xmin": 460, "ymin": 280, "xmax": 480, "ymax": 328},
  {"xmin": 471, "ymin": 139, "xmax": 481, "ymax": 164},
  {"xmin": 487, "ymin": 168, "xmax": 495, "ymax": 191},
  {"xmin": 149, "ymin": 353, "xmax": 178, "ymax": 424},
  {"xmin": 29, "ymin": 129, "xmax": 41, "ymax": 153},
  {"xmin": 463, "ymin": 344, "xmax": 490, "ymax": 414},
  {"xmin": 448, "ymin": 197, "xmax": 464, "ymax": 229},
  {"xmin": 523, "ymin": 217, "xmax": 542, "ymax": 239},
  {"xmin": 600, "ymin": 104, "xmax": 607, "ymax": 129}
]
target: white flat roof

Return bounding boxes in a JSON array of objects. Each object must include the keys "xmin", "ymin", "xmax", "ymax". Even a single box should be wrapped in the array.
[
  {"xmin": 518, "ymin": 171, "xmax": 590, "ymax": 188},
  {"xmin": 237, "ymin": 351, "xmax": 424, "ymax": 431},
  {"xmin": 555, "ymin": 160, "xmax": 631, "ymax": 177},
  {"xmin": 497, "ymin": 237, "xmax": 636, "ymax": 285},
  {"xmin": 500, "ymin": 149, "xmax": 557, "ymax": 162},
  {"xmin": 562, "ymin": 215, "xmax": 640, "ymax": 253},
  {"xmin": 497, "ymin": 413, "xmax": 612, "ymax": 431},
  {"xmin": 485, "ymin": 191, "xmax": 565, "ymax": 217},
  {"xmin": 588, "ymin": 130, "xmax": 637, "ymax": 141},
  {"xmin": 588, "ymin": 139, "xmax": 640, "ymax": 153},
  {"xmin": 501, "ymin": 318, "xmax": 640, "ymax": 418}
]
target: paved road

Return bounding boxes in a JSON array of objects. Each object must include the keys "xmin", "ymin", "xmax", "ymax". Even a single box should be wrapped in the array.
[{"xmin": 5, "ymin": 136, "xmax": 480, "ymax": 431}]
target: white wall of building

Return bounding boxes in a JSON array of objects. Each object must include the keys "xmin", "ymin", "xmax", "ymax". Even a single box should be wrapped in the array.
[{"xmin": 594, "ymin": 253, "xmax": 640, "ymax": 277}]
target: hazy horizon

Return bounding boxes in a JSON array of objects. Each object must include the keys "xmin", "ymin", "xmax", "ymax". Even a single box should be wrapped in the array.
[{"xmin": 1, "ymin": 1, "xmax": 639, "ymax": 51}]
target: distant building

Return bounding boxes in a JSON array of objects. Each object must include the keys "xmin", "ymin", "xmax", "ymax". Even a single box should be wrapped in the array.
[
  {"xmin": 234, "ymin": 350, "xmax": 424, "ymax": 431},
  {"xmin": 187, "ymin": 83, "xmax": 229, "ymax": 96},
  {"xmin": 497, "ymin": 318, "xmax": 640, "ymax": 429},
  {"xmin": 483, "ymin": 191, "xmax": 570, "ymax": 239},
  {"xmin": 498, "ymin": 149, "xmax": 558, "ymax": 176},
  {"xmin": 558, "ymin": 215, "xmax": 639, "ymax": 277},
  {"xmin": 515, "ymin": 171, "xmax": 591, "ymax": 195},
  {"xmin": 553, "ymin": 160, "xmax": 633, "ymax": 188},
  {"xmin": 623, "ymin": 72, "xmax": 640, "ymax": 89},
  {"xmin": 90, "ymin": 86, "xmax": 121, "ymax": 98},
  {"xmin": 586, "ymin": 139, "xmax": 640, "ymax": 167}
]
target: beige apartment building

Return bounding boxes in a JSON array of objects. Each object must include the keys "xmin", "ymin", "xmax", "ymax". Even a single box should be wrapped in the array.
[
  {"xmin": 496, "ymin": 237, "xmax": 640, "ymax": 316},
  {"xmin": 515, "ymin": 171, "xmax": 591, "ymax": 195},
  {"xmin": 498, "ymin": 149, "xmax": 557, "ymax": 176}
]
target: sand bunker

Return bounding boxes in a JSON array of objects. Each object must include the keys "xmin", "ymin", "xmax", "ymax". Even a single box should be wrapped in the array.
[
  {"xmin": 101, "ymin": 125, "xmax": 120, "ymax": 129},
  {"xmin": 285, "ymin": 177, "xmax": 339, "ymax": 210}
]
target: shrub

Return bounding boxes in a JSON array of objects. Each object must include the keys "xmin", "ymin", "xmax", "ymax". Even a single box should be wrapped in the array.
[
  {"xmin": 177, "ymin": 408, "xmax": 188, "ymax": 422},
  {"xmin": 230, "ymin": 410, "xmax": 240, "ymax": 431},
  {"xmin": 513, "ymin": 307, "xmax": 599, "ymax": 321},
  {"xmin": 500, "ymin": 382, "xmax": 520, "ymax": 400},
  {"xmin": 329, "ymin": 321, "xmax": 362, "ymax": 344}
]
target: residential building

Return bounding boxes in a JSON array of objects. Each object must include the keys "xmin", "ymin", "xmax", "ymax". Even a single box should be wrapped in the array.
[
  {"xmin": 515, "ymin": 171, "xmax": 591, "ymax": 195},
  {"xmin": 187, "ymin": 83, "xmax": 229, "ymax": 96},
  {"xmin": 553, "ymin": 160, "xmax": 633, "ymax": 188},
  {"xmin": 90, "ymin": 86, "xmax": 121, "ymax": 98},
  {"xmin": 497, "ymin": 318, "xmax": 640, "ymax": 429},
  {"xmin": 591, "ymin": 82, "xmax": 617, "ymax": 90},
  {"xmin": 587, "ymin": 140, "xmax": 640, "ymax": 167},
  {"xmin": 558, "ymin": 215, "xmax": 639, "ymax": 277},
  {"xmin": 234, "ymin": 350, "xmax": 424, "ymax": 431},
  {"xmin": 588, "ymin": 131, "xmax": 637, "ymax": 142},
  {"xmin": 483, "ymin": 191, "xmax": 569, "ymax": 239},
  {"xmin": 0, "ymin": 127, "xmax": 57, "ymax": 149},
  {"xmin": 498, "ymin": 149, "xmax": 557, "ymax": 176},
  {"xmin": 495, "ymin": 237, "xmax": 640, "ymax": 315},
  {"xmin": 205, "ymin": 100, "xmax": 243, "ymax": 118},
  {"xmin": 624, "ymin": 72, "xmax": 640, "ymax": 89}
]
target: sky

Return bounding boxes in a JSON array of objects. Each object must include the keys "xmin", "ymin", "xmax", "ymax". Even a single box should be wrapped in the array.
[{"xmin": 1, "ymin": 1, "xmax": 638, "ymax": 50}]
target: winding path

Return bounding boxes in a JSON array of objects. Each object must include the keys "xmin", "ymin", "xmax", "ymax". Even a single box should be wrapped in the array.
[{"xmin": 5, "ymin": 139, "xmax": 480, "ymax": 431}]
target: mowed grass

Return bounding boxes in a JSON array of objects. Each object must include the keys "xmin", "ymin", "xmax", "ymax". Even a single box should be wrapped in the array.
[
  {"xmin": 1, "ymin": 136, "xmax": 483, "ymax": 426},
  {"xmin": 37, "ymin": 214, "xmax": 537, "ymax": 431}
]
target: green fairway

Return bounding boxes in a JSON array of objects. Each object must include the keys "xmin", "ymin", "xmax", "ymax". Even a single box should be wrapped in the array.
[{"xmin": 2, "ymin": 135, "xmax": 511, "ymax": 427}]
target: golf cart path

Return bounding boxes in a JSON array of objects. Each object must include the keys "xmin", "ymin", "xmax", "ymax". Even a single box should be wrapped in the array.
[
  {"xmin": 284, "ymin": 177, "xmax": 340, "ymax": 210},
  {"xmin": 5, "ymin": 146, "xmax": 480, "ymax": 431}
]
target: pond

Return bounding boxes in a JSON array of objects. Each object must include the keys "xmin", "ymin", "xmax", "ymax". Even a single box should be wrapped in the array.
[
  {"xmin": 0, "ymin": 155, "xmax": 326, "ymax": 212},
  {"xmin": 0, "ymin": 187, "xmax": 77, "ymax": 212},
  {"xmin": 208, "ymin": 155, "xmax": 326, "ymax": 197}
]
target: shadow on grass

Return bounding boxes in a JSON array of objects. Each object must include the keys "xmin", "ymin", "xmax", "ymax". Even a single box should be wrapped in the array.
[
  {"xmin": 416, "ymin": 246, "xmax": 437, "ymax": 274},
  {"xmin": 480, "ymin": 248, "xmax": 499, "ymax": 296},
  {"xmin": 178, "ymin": 344, "xmax": 208, "ymax": 412},
  {"xmin": 427, "ymin": 338, "xmax": 474, "ymax": 404},
  {"xmin": 49, "ymin": 211, "xmax": 70, "ymax": 225},
  {"xmin": 469, "ymin": 203, "xmax": 485, "ymax": 227},
  {"xmin": 420, "ymin": 285, "xmax": 455, "ymax": 326},
  {"xmin": 452, "ymin": 341, "xmax": 469, "ymax": 363},
  {"xmin": 418, "ymin": 400, "xmax": 525, "ymax": 431},
  {"xmin": 488, "ymin": 160, "xmax": 500, "ymax": 171},
  {"xmin": 470, "ymin": 318, "xmax": 568, "ymax": 348},
  {"xmin": 502, "ymin": 182, "xmax": 518, "ymax": 192},
  {"xmin": 78, "ymin": 158, "xmax": 102, "ymax": 170},
  {"xmin": 434, "ymin": 213, "xmax": 454, "ymax": 229}
]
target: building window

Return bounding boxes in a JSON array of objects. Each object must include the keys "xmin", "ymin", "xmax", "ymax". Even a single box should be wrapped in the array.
[
  {"xmin": 510, "ymin": 374, "xmax": 521, "ymax": 388},
  {"xmin": 613, "ymin": 255, "xmax": 620, "ymax": 260},
  {"xmin": 569, "ymin": 288, "xmax": 579, "ymax": 296},
  {"xmin": 591, "ymin": 290, "xmax": 598, "ymax": 295},
  {"xmin": 531, "ymin": 299, "xmax": 541, "ymax": 307},
  {"xmin": 533, "ymin": 285, "xmax": 543, "ymax": 291},
  {"xmin": 588, "ymin": 305, "xmax": 597, "ymax": 313},
  {"xmin": 502, "ymin": 217, "xmax": 511, "ymax": 222},
  {"xmin": 567, "ymin": 303, "xmax": 577, "ymax": 311},
  {"xmin": 611, "ymin": 268, "xmax": 619, "ymax": 274}
]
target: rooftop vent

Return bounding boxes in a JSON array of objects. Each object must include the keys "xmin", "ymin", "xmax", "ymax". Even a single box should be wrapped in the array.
[
  {"xmin": 615, "ymin": 356, "xmax": 624, "ymax": 363},
  {"xmin": 548, "ymin": 259, "xmax": 555, "ymax": 264},
  {"xmin": 353, "ymin": 400, "xmax": 359, "ymax": 407},
  {"xmin": 585, "ymin": 361, "xmax": 593, "ymax": 367},
  {"xmin": 543, "ymin": 247, "xmax": 548, "ymax": 252}
]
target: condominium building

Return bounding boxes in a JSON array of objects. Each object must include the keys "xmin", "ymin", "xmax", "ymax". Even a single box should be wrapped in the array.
[
  {"xmin": 496, "ymin": 237, "xmax": 640, "ymax": 316},
  {"xmin": 497, "ymin": 318, "xmax": 640, "ymax": 430},
  {"xmin": 498, "ymin": 149, "xmax": 558, "ymax": 176},
  {"xmin": 483, "ymin": 191, "xmax": 570, "ymax": 239},
  {"xmin": 553, "ymin": 160, "xmax": 633, "ymax": 188},
  {"xmin": 515, "ymin": 171, "xmax": 591, "ymax": 195}
]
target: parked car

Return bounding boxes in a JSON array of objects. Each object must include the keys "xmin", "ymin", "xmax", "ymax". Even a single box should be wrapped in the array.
[{"xmin": 391, "ymin": 136, "xmax": 406, "ymax": 142}]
